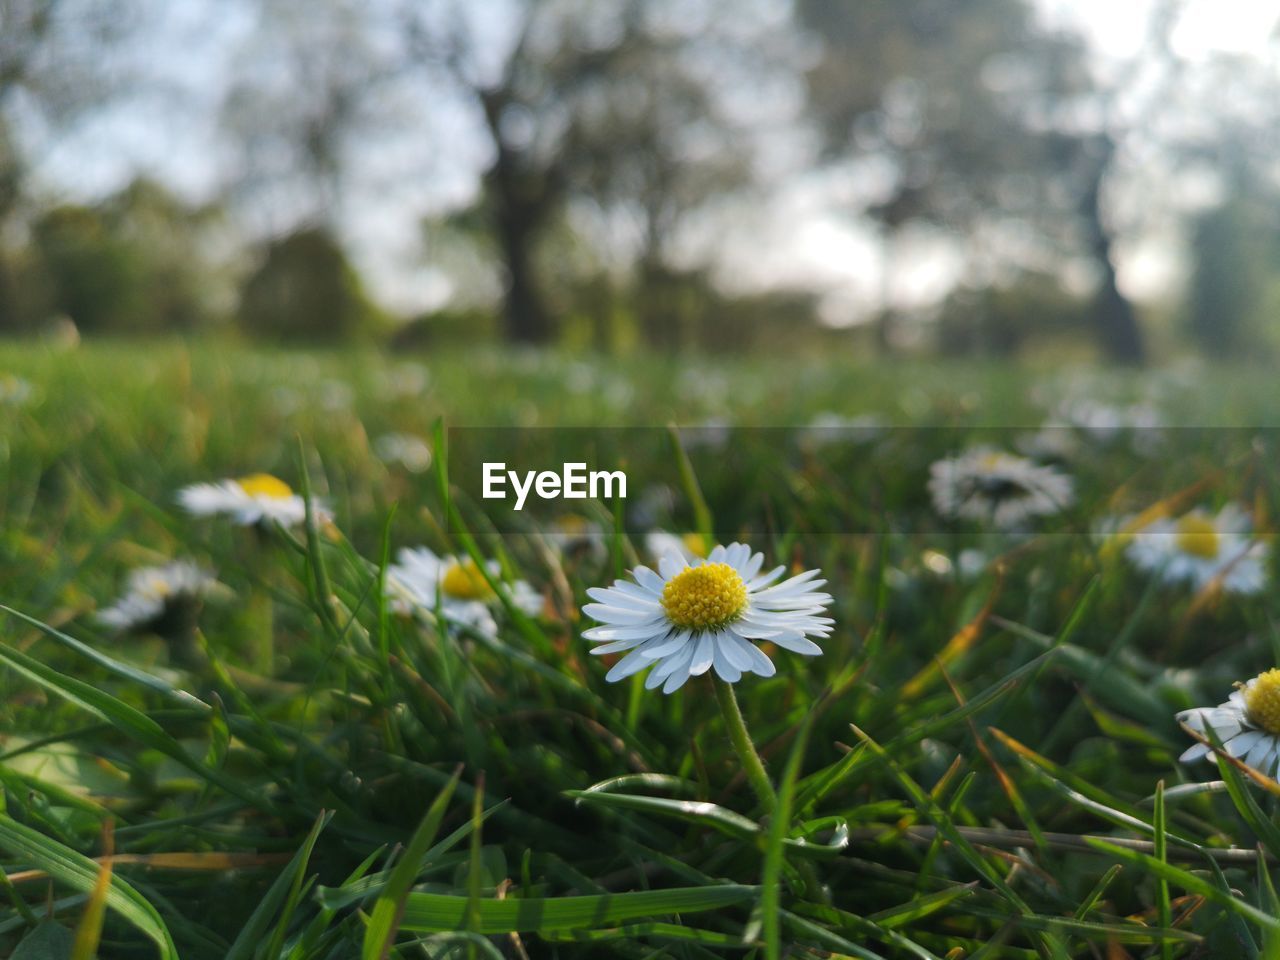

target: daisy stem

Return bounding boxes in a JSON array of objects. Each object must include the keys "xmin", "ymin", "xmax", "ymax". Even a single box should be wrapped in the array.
[{"xmin": 713, "ymin": 676, "xmax": 777, "ymax": 814}]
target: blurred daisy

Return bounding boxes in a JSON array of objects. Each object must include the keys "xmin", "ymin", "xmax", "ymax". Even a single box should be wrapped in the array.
[
  {"xmin": 387, "ymin": 547, "xmax": 541, "ymax": 636},
  {"xmin": 373, "ymin": 433, "xmax": 433, "ymax": 473},
  {"xmin": 97, "ymin": 561, "xmax": 219, "ymax": 633},
  {"xmin": 803, "ymin": 412, "xmax": 887, "ymax": 448},
  {"xmin": 1178, "ymin": 669, "xmax": 1280, "ymax": 778},
  {"xmin": 382, "ymin": 362, "xmax": 430, "ymax": 399},
  {"xmin": 0, "ymin": 374, "xmax": 33, "ymax": 407},
  {"xmin": 582, "ymin": 542, "xmax": 833, "ymax": 694},
  {"xmin": 645, "ymin": 531, "xmax": 707, "ymax": 564},
  {"xmin": 546, "ymin": 515, "xmax": 606, "ymax": 563},
  {"xmin": 318, "ymin": 379, "xmax": 354, "ymax": 412},
  {"xmin": 919, "ymin": 548, "xmax": 988, "ymax": 579},
  {"xmin": 928, "ymin": 448, "xmax": 1074, "ymax": 529},
  {"xmin": 1056, "ymin": 398, "xmax": 1162, "ymax": 442},
  {"xmin": 178, "ymin": 474, "xmax": 328, "ymax": 528},
  {"xmin": 1015, "ymin": 427, "xmax": 1079, "ymax": 464},
  {"xmin": 678, "ymin": 417, "xmax": 732, "ymax": 451},
  {"xmin": 1125, "ymin": 505, "xmax": 1268, "ymax": 594}
]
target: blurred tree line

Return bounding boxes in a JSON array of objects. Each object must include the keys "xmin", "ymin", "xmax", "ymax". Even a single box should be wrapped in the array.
[{"xmin": 2, "ymin": 0, "xmax": 1280, "ymax": 361}]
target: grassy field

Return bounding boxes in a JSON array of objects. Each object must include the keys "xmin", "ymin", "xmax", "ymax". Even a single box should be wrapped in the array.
[{"xmin": 1, "ymin": 339, "xmax": 1279, "ymax": 958}]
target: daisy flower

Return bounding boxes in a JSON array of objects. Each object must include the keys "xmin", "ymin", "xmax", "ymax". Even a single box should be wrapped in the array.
[
  {"xmin": 373, "ymin": 433, "xmax": 433, "ymax": 473},
  {"xmin": 644, "ymin": 531, "xmax": 707, "ymax": 564},
  {"xmin": 546, "ymin": 515, "xmax": 607, "ymax": 563},
  {"xmin": 928, "ymin": 448, "xmax": 1074, "ymax": 529},
  {"xmin": 582, "ymin": 542, "xmax": 834, "ymax": 694},
  {"xmin": 178, "ymin": 474, "xmax": 329, "ymax": 528},
  {"xmin": 387, "ymin": 547, "xmax": 542, "ymax": 637},
  {"xmin": 0, "ymin": 374, "xmax": 33, "ymax": 407},
  {"xmin": 803, "ymin": 412, "xmax": 887, "ymax": 448},
  {"xmin": 97, "ymin": 561, "xmax": 220, "ymax": 633},
  {"xmin": 1015, "ymin": 426, "xmax": 1079, "ymax": 464},
  {"xmin": 1125, "ymin": 505, "xmax": 1268, "ymax": 594},
  {"xmin": 1178, "ymin": 669, "xmax": 1280, "ymax": 778}
]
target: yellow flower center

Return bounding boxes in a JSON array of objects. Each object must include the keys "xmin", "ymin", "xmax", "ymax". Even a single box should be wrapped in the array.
[
  {"xmin": 557, "ymin": 515, "xmax": 592, "ymax": 536},
  {"xmin": 1245, "ymin": 669, "xmax": 1280, "ymax": 735},
  {"xmin": 661, "ymin": 562, "xmax": 748, "ymax": 630},
  {"xmin": 440, "ymin": 560, "xmax": 494, "ymax": 601},
  {"xmin": 681, "ymin": 533, "xmax": 709, "ymax": 559},
  {"xmin": 140, "ymin": 578, "xmax": 172, "ymax": 600},
  {"xmin": 1174, "ymin": 515, "xmax": 1220, "ymax": 559},
  {"xmin": 237, "ymin": 474, "xmax": 294, "ymax": 500}
]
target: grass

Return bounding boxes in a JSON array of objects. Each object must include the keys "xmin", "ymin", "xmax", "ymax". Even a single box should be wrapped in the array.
[{"xmin": 0, "ymin": 337, "xmax": 1278, "ymax": 957}]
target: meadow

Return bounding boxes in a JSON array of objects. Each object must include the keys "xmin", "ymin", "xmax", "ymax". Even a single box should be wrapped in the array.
[{"xmin": 1, "ymin": 339, "xmax": 1279, "ymax": 959}]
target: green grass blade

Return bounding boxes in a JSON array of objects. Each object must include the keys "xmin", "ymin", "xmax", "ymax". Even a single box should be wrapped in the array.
[
  {"xmin": 0, "ymin": 814, "xmax": 177, "ymax": 959},
  {"xmin": 398, "ymin": 885, "xmax": 757, "ymax": 934},
  {"xmin": 0, "ymin": 637, "xmax": 269, "ymax": 812},
  {"xmin": 1085, "ymin": 837, "xmax": 1280, "ymax": 933},
  {"xmin": 362, "ymin": 766, "xmax": 462, "ymax": 960},
  {"xmin": 224, "ymin": 811, "xmax": 331, "ymax": 960}
]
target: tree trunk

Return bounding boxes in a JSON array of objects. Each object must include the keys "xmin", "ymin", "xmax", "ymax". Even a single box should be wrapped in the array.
[
  {"xmin": 1091, "ymin": 250, "xmax": 1145, "ymax": 366},
  {"xmin": 479, "ymin": 89, "xmax": 556, "ymax": 345},
  {"xmin": 874, "ymin": 226, "xmax": 897, "ymax": 355},
  {"xmin": 1081, "ymin": 141, "xmax": 1145, "ymax": 365},
  {"xmin": 637, "ymin": 257, "xmax": 681, "ymax": 353},
  {"xmin": 494, "ymin": 204, "xmax": 552, "ymax": 344}
]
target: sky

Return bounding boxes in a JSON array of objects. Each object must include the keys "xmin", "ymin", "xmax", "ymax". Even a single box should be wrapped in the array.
[{"xmin": 21, "ymin": 0, "xmax": 1280, "ymax": 324}]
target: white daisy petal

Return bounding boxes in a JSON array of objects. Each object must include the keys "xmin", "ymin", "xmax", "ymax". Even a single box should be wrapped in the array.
[
  {"xmin": 606, "ymin": 645, "xmax": 660, "ymax": 682},
  {"xmin": 659, "ymin": 554, "xmax": 686, "ymax": 580},
  {"xmin": 764, "ymin": 633, "xmax": 824, "ymax": 656},
  {"xmin": 688, "ymin": 633, "xmax": 716, "ymax": 676},
  {"xmin": 651, "ymin": 643, "xmax": 695, "ymax": 684},
  {"xmin": 712, "ymin": 636, "xmax": 742, "ymax": 683},
  {"xmin": 633, "ymin": 566, "xmax": 666, "ymax": 594},
  {"xmin": 725, "ymin": 633, "xmax": 777, "ymax": 677},
  {"xmin": 1179, "ymin": 743, "xmax": 1211, "ymax": 763},
  {"xmin": 1246, "ymin": 736, "xmax": 1274, "ymax": 769},
  {"xmin": 581, "ymin": 622, "xmax": 668, "ymax": 642},
  {"xmin": 663, "ymin": 664, "xmax": 694, "ymax": 694},
  {"xmin": 588, "ymin": 637, "xmax": 655, "ymax": 656},
  {"xmin": 747, "ymin": 566, "xmax": 787, "ymax": 590},
  {"xmin": 581, "ymin": 603, "xmax": 665, "ymax": 624},
  {"xmin": 641, "ymin": 631, "xmax": 691, "ymax": 659},
  {"xmin": 1225, "ymin": 730, "xmax": 1264, "ymax": 758}
]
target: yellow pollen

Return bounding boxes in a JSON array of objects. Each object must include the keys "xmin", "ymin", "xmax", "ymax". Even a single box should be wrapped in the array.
[
  {"xmin": 681, "ymin": 533, "xmax": 709, "ymax": 559},
  {"xmin": 440, "ymin": 560, "xmax": 494, "ymax": 601},
  {"xmin": 141, "ymin": 578, "xmax": 172, "ymax": 600},
  {"xmin": 237, "ymin": 473, "xmax": 294, "ymax": 500},
  {"xmin": 1174, "ymin": 514, "xmax": 1220, "ymax": 559},
  {"xmin": 557, "ymin": 515, "xmax": 591, "ymax": 536},
  {"xmin": 661, "ymin": 562, "xmax": 747, "ymax": 630},
  {"xmin": 1245, "ymin": 669, "xmax": 1280, "ymax": 736}
]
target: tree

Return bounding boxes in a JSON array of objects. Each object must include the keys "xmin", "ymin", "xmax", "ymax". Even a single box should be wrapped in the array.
[
  {"xmin": 389, "ymin": 1, "xmax": 610, "ymax": 342},
  {"xmin": 237, "ymin": 226, "xmax": 379, "ymax": 341},
  {"xmin": 0, "ymin": 0, "xmax": 136, "ymax": 222},
  {"xmin": 1186, "ymin": 186, "xmax": 1273, "ymax": 358},
  {"xmin": 796, "ymin": 0, "xmax": 1157, "ymax": 363},
  {"xmin": 564, "ymin": 11, "xmax": 775, "ymax": 352},
  {"xmin": 219, "ymin": 0, "xmax": 382, "ymax": 232},
  {"xmin": 396, "ymin": 0, "xmax": 791, "ymax": 346},
  {"xmin": 796, "ymin": 0, "xmax": 1054, "ymax": 349},
  {"xmin": 26, "ymin": 178, "xmax": 224, "ymax": 334}
]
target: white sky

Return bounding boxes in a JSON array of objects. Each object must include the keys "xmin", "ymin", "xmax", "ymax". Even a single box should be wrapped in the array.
[{"xmin": 22, "ymin": 0, "xmax": 1280, "ymax": 322}]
